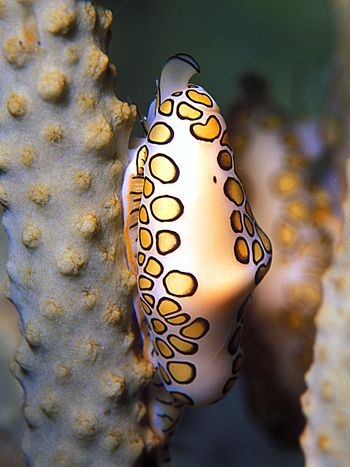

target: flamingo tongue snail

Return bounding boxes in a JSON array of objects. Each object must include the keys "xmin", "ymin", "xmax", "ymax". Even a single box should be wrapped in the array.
[{"xmin": 122, "ymin": 53, "xmax": 272, "ymax": 462}]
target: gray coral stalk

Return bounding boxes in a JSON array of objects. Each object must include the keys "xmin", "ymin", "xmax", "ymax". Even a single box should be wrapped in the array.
[
  {"xmin": 0, "ymin": 1, "xmax": 160, "ymax": 465},
  {"xmin": 299, "ymin": 1, "xmax": 350, "ymax": 464},
  {"xmin": 301, "ymin": 161, "xmax": 350, "ymax": 465}
]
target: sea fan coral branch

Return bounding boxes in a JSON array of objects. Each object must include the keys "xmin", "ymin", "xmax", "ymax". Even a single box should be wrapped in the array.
[
  {"xmin": 301, "ymin": 162, "xmax": 350, "ymax": 466},
  {"xmin": 301, "ymin": 4, "xmax": 350, "ymax": 463},
  {"xmin": 0, "ymin": 1, "xmax": 160, "ymax": 465}
]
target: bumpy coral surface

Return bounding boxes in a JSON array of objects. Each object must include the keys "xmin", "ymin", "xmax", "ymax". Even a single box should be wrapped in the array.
[
  {"xmin": 301, "ymin": 160, "xmax": 350, "ymax": 466},
  {"xmin": 0, "ymin": 1, "xmax": 160, "ymax": 465}
]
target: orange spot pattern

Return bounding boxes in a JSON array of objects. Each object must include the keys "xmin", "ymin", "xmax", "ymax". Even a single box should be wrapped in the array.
[{"xmin": 130, "ymin": 83, "xmax": 272, "ymax": 414}]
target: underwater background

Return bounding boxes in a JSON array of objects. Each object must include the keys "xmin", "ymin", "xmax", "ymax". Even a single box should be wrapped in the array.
[
  {"xmin": 113, "ymin": 0, "xmax": 334, "ymax": 118},
  {"xmin": 0, "ymin": 0, "xmax": 334, "ymax": 465}
]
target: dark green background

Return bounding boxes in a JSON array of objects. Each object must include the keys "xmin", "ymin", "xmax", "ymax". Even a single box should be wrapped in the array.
[{"xmin": 106, "ymin": 0, "xmax": 334, "ymax": 119}]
